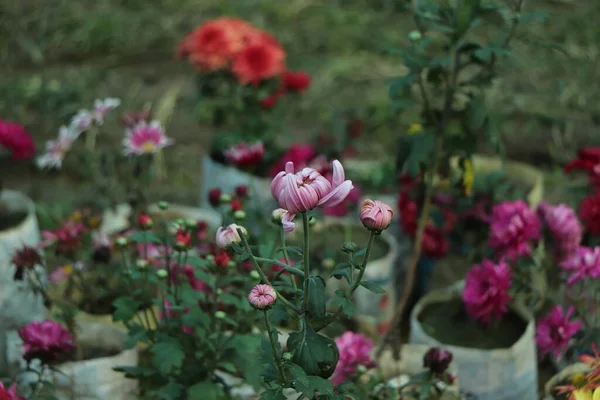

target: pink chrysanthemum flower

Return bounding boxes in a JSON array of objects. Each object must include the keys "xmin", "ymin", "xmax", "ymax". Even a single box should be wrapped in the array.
[
  {"xmin": 224, "ymin": 142, "xmax": 265, "ymax": 168},
  {"xmin": 536, "ymin": 305, "xmax": 583, "ymax": 359},
  {"xmin": 18, "ymin": 320, "xmax": 75, "ymax": 363},
  {"xmin": 247, "ymin": 284, "xmax": 277, "ymax": 310},
  {"xmin": 488, "ymin": 200, "xmax": 541, "ymax": 260},
  {"xmin": 559, "ymin": 246, "xmax": 600, "ymax": 285},
  {"xmin": 462, "ymin": 259, "xmax": 513, "ymax": 324},
  {"xmin": 0, "ymin": 381, "xmax": 23, "ymax": 400},
  {"xmin": 122, "ymin": 121, "xmax": 173, "ymax": 155},
  {"xmin": 331, "ymin": 332, "xmax": 376, "ymax": 385},
  {"xmin": 36, "ymin": 126, "xmax": 79, "ymax": 169},
  {"xmin": 537, "ymin": 201, "xmax": 582, "ymax": 260}
]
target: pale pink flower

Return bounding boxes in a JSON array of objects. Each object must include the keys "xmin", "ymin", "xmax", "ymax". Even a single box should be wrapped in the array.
[
  {"xmin": 462, "ymin": 259, "xmax": 512, "ymax": 324},
  {"xmin": 70, "ymin": 109, "xmax": 94, "ymax": 132},
  {"xmin": 0, "ymin": 381, "xmax": 23, "ymax": 400},
  {"xmin": 559, "ymin": 246, "xmax": 600, "ymax": 285},
  {"xmin": 216, "ymin": 224, "xmax": 247, "ymax": 249},
  {"xmin": 36, "ymin": 126, "xmax": 79, "ymax": 169},
  {"xmin": 488, "ymin": 200, "xmax": 541, "ymax": 260},
  {"xmin": 224, "ymin": 142, "xmax": 265, "ymax": 168},
  {"xmin": 49, "ymin": 266, "xmax": 70, "ymax": 283},
  {"xmin": 331, "ymin": 332, "xmax": 376, "ymax": 385},
  {"xmin": 270, "ymin": 160, "xmax": 353, "ymax": 230},
  {"xmin": 360, "ymin": 199, "xmax": 394, "ymax": 232},
  {"xmin": 536, "ymin": 305, "xmax": 583, "ymax": 359},
  {"xmin": 248, "ymin": 284, "xmax": 277, "ymax": 309},
  {"xmin": 18, "ymin": 320, "xmax": 75, "ymax": 363},
  {"xmin": 92, "ymin": 231, "xmax": 112, "ymax": 250},
  {"xmin": 122, "ymin": 121, "xmax": 173, "ymax": 155},
  {"xmin": 92, "ymin": 97, "xmax": 121, "ymax": 124},
  {"xmin": 537, "ymin": 201, "xmax": 582, "ymax": 260}
]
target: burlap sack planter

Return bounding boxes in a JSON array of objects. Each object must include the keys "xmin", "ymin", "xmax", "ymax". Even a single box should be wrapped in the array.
[{"xmin": 409, "ymin": 282, "xmax": 538, "ymax": 400}]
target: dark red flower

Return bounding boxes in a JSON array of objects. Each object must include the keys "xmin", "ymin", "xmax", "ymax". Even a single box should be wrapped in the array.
[
  {"xmin": 174, "ymin": 229, "xmax": 191, "ymax": 250},
  {"xmin": 235, "ymin": 185, "xmax": 248, "ymax": 198},
  {"xmin": 565, "ymin": 148, "xmax": 600, "ymax": 186},
  {"xmin": 224, "ymin": 142, "xmax": 265, "ymax": 168},
  {"xmin": 269, "ymin": 144, "xmax": 317, "ymax": 177},
  {"xmin": 580, "ymin": 191, "xmax": 600, "ymax": 236},
  {"xmin": 232, "ymin": 40, "xmax": 286, "ymax": 85},
  {"xmin": 0, "ymin": 120, "xmax": 35, "ymax": 160},
  {"xmin": 346, "ymin": 119, "xmax": 362, "ymax": 139},
  {"xmin": 208, "ymin": 188, "xmax": 222, "ymax": 207},
  {"xmin": 260, "ymin": 94, "xmax": 279, "ymax": 109},
  {"xmin": 398, "ymin": 191, "xmax": 418, "ymax": 236},
  {"xmin": 282, "ymin": 70, "xmax": 311, "ymax": 93},
  {"xmin": 214, "ymin": 251, "xmax": 231, "ymax": 268},
  {"xmin": 12, "ymin": 246, "xmax": 42, "ymax": 281},
  {"xmin": 423, "ymin": 347, "xmax": 453, "ymax": 375},
  {"xmin": 196, "ymin": 221, "xmax": 208, "ymax": 241},
  {"xmin": 421, "ymin": 226, "xmax": 449, "ymax": 259},
  {"xmin": 138, "ymin": 212, "xmax": 153, "ymax": 229},
  {"xmin": 230, "ymin": 198, "xmax": 243, "ymax": 212}
]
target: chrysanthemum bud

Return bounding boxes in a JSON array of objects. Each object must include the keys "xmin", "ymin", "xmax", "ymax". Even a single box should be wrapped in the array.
[
  {"xmin": 248, "ymin": 284, "xmax": 277, "ymax": 310},
  {"xmin": 250, "ymin": 271, "xmax": 260, "ymax": 280},
  {"xmin": 185, "ymin": 219, "xmax": 196, "ymax": 229},
  {"xmin": 138, "ymin": 212, "xmax": 153, "ymax": 230},
  {"xmin": 342, "ymin": 242, "xmax": 358, "ymax": 253},
  {"xmin": 215, "ymin": 224, "xmax": 248, "ymax": 249},
  {"xmin": 360, "ymin": 199, "xmax": 394, "ymax": 233},
  {"xmin": 227, "ymin": 261, "xmax": 236, "ymax": 268},
  {"xmin": 215, "ymin": 311, "xmax": 227, "ymax": 320},
  {"xmin": 156, "ymin": 269, "xmax": 168, "ymax": 279},
  {"xmin": 208, "ymin": 188, "xmax": 222, "ymax": 207},
  {"xmin": 174, "ymin": 229, "xmax": 191, "ymax": 251},
  {"xmin": 206, "ymin": 254, "xmax": 215, "ymax": 262},
  {"xmin": 409, "ymin": 30, "xmax": 422, "ymax": 41},
  {"xmin": 136, "ymin": 259, "xmax": 148, "ymax": 270},
  {"xmin": 282, "ymin": 352, "xmax": 293, "ymax": 361},
  {"xmin": 235, "ymin": 185, "xmax": 248, "ymax": 198},
  {"xmin": 219, "ymin": 194, "xmax": 231, "ymax": 204},
  {"xmin": 308, "ymin": 216, "xmax": 317, "ymax": 226},
  {"xmin": 272, "ymin": 208, "xmax": 287, "ymax": 225},
  {"xmin": 157, "ymin": 201, "xmax": 169, "ymax": 210},
  {"xmin": 216, "ymin": 289, "xmax": 223, "ymax": 296},
  {"xmin": 322, "ymin": 258, "xmax": 335, "ymax": 269},
  {"xmin": 233, "ymin": 210, "xmax": 246, "ymax": 221},
  {"xmin": 116, "ymin": 237, "xmax": 128, "ymax": 247}
]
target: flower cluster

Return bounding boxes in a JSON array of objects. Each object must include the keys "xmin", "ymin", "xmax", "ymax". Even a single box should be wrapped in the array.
[
  {"xmin": 487, "ymin": 200, "xmax": 541, "ymax": 260},
  {"xmin": 0, "ymin": 120, "xmax": 35, "ymax": 160},
  {"xmin": 331, "ymin": 332, "xmax": 376, "ymax": 385},
  {"xmin": 565, "ymin": 148, "xmax": 600, "ymax": 188},
  {"xmin": 462, "ymin": 259, "xmax": 512, "ymax": 324},
  {"xmin": 18, "ymin": 320, "xmax": 75, "ymax": 363}
]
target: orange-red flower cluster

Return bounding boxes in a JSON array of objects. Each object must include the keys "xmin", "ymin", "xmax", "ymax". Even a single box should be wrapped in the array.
[{"xmin": 177, "ymin": 17, "xmax": 286, "ymax": 85}]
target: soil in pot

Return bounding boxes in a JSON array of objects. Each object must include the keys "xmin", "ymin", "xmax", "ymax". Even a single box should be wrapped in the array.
[
  {"xmin": 418, "ymin": 298, "xmax": 527, "ymax": 349},
  {"xmin": 0, "ymin": 210, "xmax": 28, "ymax": 231}
]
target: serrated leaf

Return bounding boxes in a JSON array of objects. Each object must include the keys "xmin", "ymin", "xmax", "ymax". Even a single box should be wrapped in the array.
[
  {"xmin": 151, "ymin": 340, "xmax": 185, "ymax": 375},
  {"xmin": 359, "ymin": 281, "xmax": 386, "ymax": 294},
  {"xmin": 112, "ymin": 297, "xmax": 141, "ymax": 322},
  {"xmin": 124, "ymin": 324, "xmax": 148, "ymax": 349},
  {"xmin": 330, "ymin": 263, "xmax": 352, "ymax": 285},
  {"xmin": 330, "ymin": 290, "xmax": 358, "ymax": 317},
  {"xmin": 128, "ymin": 231, "xmax": 162, "ymax": 244},
  {"xmin": 260, "ymin": 387, "xmax": 286, "ymax": 400},
  {"xmin": 306, "ymin": 376, "xmax": 334, "ymax": 395},
  {"xmin": 306, "ymin": 276, "xmax": 327, "ymax": 319},
  {"xmin": 286, "ymin": 317, "xmax": 339, "ymax": 378},
  {"xmin": 151, "ymin": 380, "xmax": 184, "ymax": 400},
  {"xmin": 187, "ymin": 381, "xmax": 224, "ymax": 400}
]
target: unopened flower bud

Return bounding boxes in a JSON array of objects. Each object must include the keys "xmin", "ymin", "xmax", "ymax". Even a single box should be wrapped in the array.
[
  {"xmin": 206, "ymin": 254, "xmax": 215, "ymax": 262},
  {"xmin": 138, "ymin": 212, "xmax": 153, "ymax": 230},
  {"xmin": 216, "ymin": 224, "xmax": 248, "ymax": 249},
  {"xmin": 322, "ymin": 258, "xmax": 335, "ymax": 269},
  {"xmin": 116, "ymin": 237, "xmax": 128, "ymax": 247},
  {"xmin": 208, "ymin": 188, "xmax": 222, "ymax": 207},
  {"xmin": 136, "ymin": 259, "xmax": 148, "ymax": 270},
  {"xmin": 342, "ymin": 242, "xmax": 358, "ymax": 253},
  {"xmin": 308, "ymin": 216, "xmax": 317, "ymax": 226},
  {"xmin": 409, "ymin": 30, "xmax": 422, "ymax": 41},
  {"xmin": 227, "ymin": 261, "xmax": 236, "ymax": 268},
  {"xmin": 185, "ymin": 219, "xmax": 196, "ymax": 229},
  {"xmin": 357, "ymin": 365, "xmax": 368, "ymax": 374},
  {"xmin": 248, "ymin": 284, "xmax": 277, "ymax": 310},
  {"xmin": 234, "ymin": 210, "xmax": 246, "ymax": 221},
  {"xmin": 157, "ymin": 201, "xmax": 169, "ymax": 210},
  {"xmin": 282, "ymin": 352, "xmax": 293, "ymax": 361},
  {"xmin": 174, "ymin": 229, "xmax": 191, "ymax": 251},
  {"xmin": 156, "ymin": 269, "xmax": 168, "ymax": 279},
  {"xmin": 235, "ymin": 185, "xmax": 248, "ymax": 198},
  {"xmin": 219, "ymin": 194, "xmax": 231, "ymax": 204},
  {"xmin": 215, "ymin": 311, "xmax": 227, "ymax": 320},
  {"xmin": 216, "ymin": 289, "xmax": 223, "ymax": 296},
  {"xmin": 250, "ymin": 271, "xmax": 260, "ymax": 280},
  {"xmin": 175, "ymin": 218, "xmax": 185, "ymax": 227},
  {"xmin": 360, "ymin": 199, "xmax": 394, "ymax": 233},
  {"xmin": 230, "ymin": 198, "xmax": 243, "ymax": 212},
  {"xmin": 272, "ymin": 208, "xmax": 287, "ymax": 225}
]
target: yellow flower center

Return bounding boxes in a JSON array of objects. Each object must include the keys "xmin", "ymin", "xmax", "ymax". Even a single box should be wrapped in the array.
[
  {"xmin": 62, "ymin": 265, "xmax": 74, "ymax": 275},
  {"xmin": 142, "ymin": 141, "xmax": 155, "ymax": 153},
  {"xmin": 407, "ymin": 123, "xmax": 423, "ymax": 135}
]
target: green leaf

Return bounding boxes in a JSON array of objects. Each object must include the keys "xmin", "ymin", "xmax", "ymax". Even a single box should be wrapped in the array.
[
  {"xmin": 112, "ymin": 297, "xmax": 141, "ymax": 322},
  {"xmin": 306, "ymin": 276, "xmax": 327, "ymax": 319},
  {"xmin": 128, "ymin": 231, "xmax": 162, "ymax": 244},
  {"xmin": 187, "ymin": 381, "xmax": 224, "ymax": 400},
  {"xmin": 401, "ymin": 131, "xmax": 436, "ymax": 177},
  {"xmin": 286, "ymin": 318, "xmax": 339, "ymax": 378},
  {"xmin": 359, "ymin": 281, "xmax": 386, "ymax": 294},
  {"xmin": 306, "ymin": 376, "xmax": 334, "ymax": 396},
  {"xmin": 287, "ymin": 363, "xmax": 309, "ymax": 390},
  {"xmin": 269, "ymin": 302, "xmax": 290, "ymax": 324},
  {"xmin": 279, "ymin": 246, "xmax": 303, "ymax": 256},
  {"xmin": 466, "ymin": 97, "xmax": 487, "ymax": 131},
  {"xmin": 180, "ymin": 307, "xmax": 210, "ymax": 329},
  {"xmin": 388, "ymin": 74, "xmax": 415, "ymax": 98},
  {"xmin": 112, "ymin": 365, "xmax": 156, "ymax": 378},
  {"xmin": 151, "ymin": 340, "xmax": 185, "ymax": 375},
  {"xmin": 151, "ymin": 380, "xmax": 184, "ymax": 400},
  {"xmin": 186, "ymin": 255, "xmax": 209, "ymax": 267},
  {"xmin": 260, "ymin": 387, "xmax": 286, "ymax": 400},
  {"xmin": 330, "ymin": 290, "xmax": 358, "ymax": 317},
  {"xmin": 124, "ymin": 324, "xmax": 148, "ymax": 349},
  {"xmin": 330, "ymin": 263, "xmax": 352, "ymax": 285}
]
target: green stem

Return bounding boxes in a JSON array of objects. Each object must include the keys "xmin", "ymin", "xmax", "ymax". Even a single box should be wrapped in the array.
[
  {"xmin": 280, "ymin": 228, "xmax": 297, "ymax": 290},
  {"xmin": 302, "ymin": 213, "xmax": 310, "ymax": 313},
  {"xmin": 314, "ymin": 230, "xmax": 376, "ymax": 332},
  {"xmin": 254, "ymin": 258, "xmax": 305, "ymax": 277},
  {"xmin": 237, "ymin": 229, "xmax": 300, "ymax": 314},
  {"xmin": 264, "ymin": 310, "xmax": 286, "ymax": 383}
]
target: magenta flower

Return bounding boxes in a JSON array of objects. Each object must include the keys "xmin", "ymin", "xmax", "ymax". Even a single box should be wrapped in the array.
[
  {"xmin": 331, "ymin": 332, "xmax": 376, "ymax": 385},
  {"xmin": 122, "ymin": 121, "xmax": 173, "ymax": 155},
  {"xmin": 462, "ymin": 259, "xmax": 513, "ymax": 324},
  {"xmin": 215, "ymin": 224, "xmax": 247, "ymax": 249},
  {"xmin": 359, "ymin": 199, "xmax": 394, "ymax": 232},
  {"xmin": 537, "ymin": 202, "xmax": 582, "ymax": 260},
  {"xmin": 423, "ymin": 347, "xmax": 453, "ymax": 375},
  {"xmin": 18, "ymin": 320, "xmax": 75, "ymax": 363},
  {"xmin": 0, "ymin": 382, "xmax": 23, "ymax": 400},
  {"xmin": 270, "ymin": 160, "xmax": 353, "ymax": 230},
  {"xmin": 248, "ymin": 284, "xmax": 277, "ymax": 310},
  {"xmin": 559, "ymin": 246, "xmax": 600, "ymax": 285},
  {"xmin": 0, "ymin": 120, "xmax": 35, "ymax": 161},
  {"xmin": 536, "ymin": 305, "xmax": 583, "ymax": 359},
  {"xmin": 488, "ymin": 200, "xmax": 541, "ymax": 260},
  {"xmin": 224, "ymin": 142, "xmax": 265, "ymax": 168},
  {"xmin": 36, "ymin": 126, "xmax": 79, "ymax": 169}
]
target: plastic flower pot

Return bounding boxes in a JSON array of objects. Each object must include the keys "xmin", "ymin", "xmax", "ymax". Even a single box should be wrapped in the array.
[
  {"xmin": 200, "ymin": 155, "xmax": 275, "ymax": 212},
  {"xmin": 543, "ymin": 363, "xmax": 591, "ymax": 400},
  {"xmin": 409, "ymin": 282, "xmax": 538, "ymax": 400},
  {"xmin": 0, "ymin": 190, "xmax": 47, "ymax": 376}
]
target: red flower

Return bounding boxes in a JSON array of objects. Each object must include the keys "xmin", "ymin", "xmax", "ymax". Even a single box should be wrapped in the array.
[
  {"xmin": 232, "ymin": 39, "xmax": 286, "ymax": 85},
  {"xmin": 138, "ymin": 212, "xmax": 153, "ymax": 229},
  {"xmin": 0, "ymin": 120, "xmax": 35, "ymax": 160},
  {"xmin": 230, "ymin": 198, "xmax": 243, "ymax": 212},
  {"xmin": 565, "ymin": 148, "xmax": 600, "ymax": 187},
  {"xmin": 260, "ymin": 94, "xmax": 279, "ymax": 109},
  {"xmin": 580, "ymin": 191, "xmax": 600, "ymax": 235},
  {"xmin": 421, "ymin": 226, "xmax": 449, "ymax": 259},
  {"xmin": 174, "ymin": 229, "xmax": 191, "ymax": 250},
  {"xmin": 269, "ymin": 144, "xmax": 317, "ymax": 177},
  {"xmin": 398, "ymin": 191, "xmax": 418, "ymax": 236},
  {"xmin": 214, "ymin": 250, "xmax": 231, "ymax": 268},
  {"xmin": 224, "ymin": 142, "xmax": 265, "ymax": 168},
  {"xmin": 282, "ymin": 70, "xmax": 311, "ymax": 92},
  {"xmin": 208, "ymin": 188, "xmax": 222, "ymax": 207},
  {"xmin": 12, "ymin": 246, "xmax": 43, "ymax": 281},
  {"xmin": 235, "ymin": 185, "xmax": 248, "ymax": 198}
]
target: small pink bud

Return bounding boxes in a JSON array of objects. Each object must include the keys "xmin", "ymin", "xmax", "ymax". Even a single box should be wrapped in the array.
[
  {"xmin": 215, "ymin": 224, "xmax": 247, "ymax": 249},
  {"xmin": 248, "ymin": 284, "xmax": 277, "ymax": 310},
  {"xmin": 360, "ymin": 199, "xmax": 394, "ymax": 232}
]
